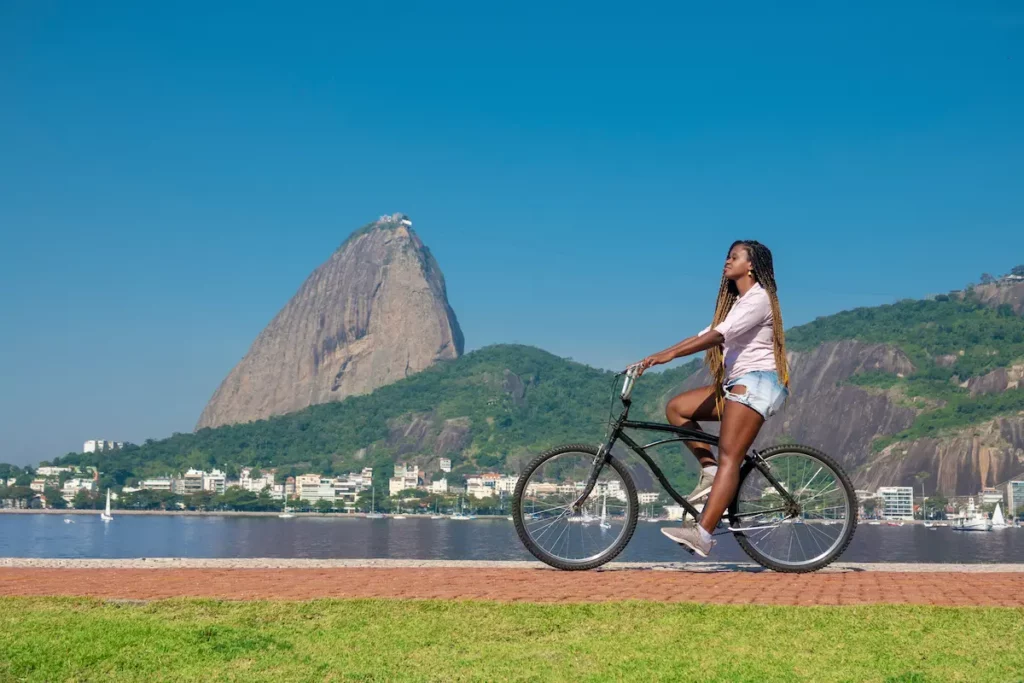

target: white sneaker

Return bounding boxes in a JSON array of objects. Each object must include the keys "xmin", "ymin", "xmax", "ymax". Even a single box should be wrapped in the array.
[
  {"xmin": 686, "ymin": 468, "xmax": 716, "ymax": 504},
  {"xmin": 661, "ymin": 526, "xmax": 715, "ymax": 558}
]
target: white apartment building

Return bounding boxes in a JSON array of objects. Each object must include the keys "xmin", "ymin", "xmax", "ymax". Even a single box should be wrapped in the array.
[
  {"xmin": 140, "ymin": 478, "xmax": 173, "ymax": 492},
  {"xmin": 299, "ymin": 479, "xmax": 337, "ymax": 504},
  {"xmin": 664, "ymin": 505, "xmax": 686, "ymax": 521},
  {"xmin": 878, "ymin": 486, "xmax": 914, "ymax": 521},
  {"xmin": 173, "ymin": 469, "xmax": 206, "ymax": 496},
  {"xmin": 30, "ymin": 479, "xmax": 47, "ymax": 493},
  {"xmin": 1008, "ymin": 481, "xmax": 1024, "ymax": 520},
  {"xmin": 61, "ymin": 478, "xmax": 95, "ymax": 496},
  {"xmin": 525, "ymin": 482, "xmax": 558, "ymax": 497},
  {"xmin": 439, "ymin": 458, "xmax": 452, "ymax": 473},
  {"xmin": 295, "ymin": 474, "xmax": 324, "ymax": 501},
  {"xmin": 390, "ymin": 463, "xmax": 420, "ymax": 497},
  {"xmin": 37, "ymin": 466, "xmax": 73, "ymax": 477},
  {"xmin": 467, "ymin": 483, "xmax": 493, "ymax": 499},
  {"xmin": 638, "ymin": 491, "xmax": 660, "ymax": 505},
  {"xmin": 495, "ymin": 475, "xmax": 519, "ymax": 495},
  {"xmin": 239, "ymin": 467, "xmax": 276, "ymax": 494},
  {"xmin": 83, "ymin": 440, "xmax": 124, "ymax": 453},
  {"xmin": 431, "ymin": 478, "xmax": 449, "ymax": 494},
  {"xmin": 977, "ymin": 487, "xmax": 1004, "ymax": 506},
  {"xmin": 203, "ymin": 469, "xmax": 226, "ymax": 495}
]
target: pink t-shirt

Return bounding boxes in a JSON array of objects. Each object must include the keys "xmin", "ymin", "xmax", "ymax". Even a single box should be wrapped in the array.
[{"xmin": 699, "ymin": 283, "xmax": 777, "ymax": 383}]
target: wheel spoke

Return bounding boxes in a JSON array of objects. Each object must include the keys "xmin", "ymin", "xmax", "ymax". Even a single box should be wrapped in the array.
[
  {"xmin": 515, "ymin": 448, "xmax": 635, "ymax": 567},
  {"xmin": 732, "ymin": 450, "xmax": 854, "ymax": 570}
]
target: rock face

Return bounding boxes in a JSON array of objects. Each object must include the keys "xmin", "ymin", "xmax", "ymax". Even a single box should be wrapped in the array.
[
  {"xmin": 670, "ymin": 339, "xmax": 1024, "ymax": 494},
  {"xmin": 196, "ymin": 215, "xmax": 464, "ymax": 430},
  {"xmin": 973, "ymin": 280, "xmax": 1024, "ymax": 314},
  {"xmin": 677, "ymin": 341, "xmax": 918, "ymax": 469},
  {"xmin": 860, "ymin": 417, "xmax": 1024, "ymax": 495}
]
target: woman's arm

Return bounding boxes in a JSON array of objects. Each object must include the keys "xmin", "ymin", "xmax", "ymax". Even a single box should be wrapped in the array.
[{"xmin": 636, "ymin": 329, "xmax": 724, "ymax": 375}]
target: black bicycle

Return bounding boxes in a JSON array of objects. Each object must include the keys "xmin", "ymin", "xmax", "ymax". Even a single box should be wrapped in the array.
[{"xmin": 512, "ymin": 366, "xmax": 857, "ymax": 572}]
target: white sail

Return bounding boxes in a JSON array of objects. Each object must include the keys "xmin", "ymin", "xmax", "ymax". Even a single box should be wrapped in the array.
[
  {"xmin": 101, "ymin": 489, "xmax": 113, "ymax": 522},
  {"xmin": 992, "ymin": 503, "xmax": 1007, "ymax": 528}
]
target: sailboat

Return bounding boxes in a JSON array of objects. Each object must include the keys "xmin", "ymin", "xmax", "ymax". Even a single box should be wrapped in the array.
[
  {"xmin": 366, "ymin": 487, "xmax": 385, "ymax": 519},
  {"xmin": 991, "ymin": 503, "xmax": 1008, "ymax": 529},
  {"xmin": 100, "ymin": 490, "xmax": 113, "ymax": 522},
  {"xmin": 278, "ymin": 505, "xmax": 295, "ymax": 519},
  {"xmin": 599, "ymin": 490, "xmax": 611, "ymax": 530},
  {"xmin": 644, "ymin": 503, "xmax": 659, "ymax": 522},
  {"xmin": 430, "ymin": 500, "xmax": 444, "ymax": 520},
  {"xmin": 450, "ymin": 496, "xmax": 472, "ymax": 520},
  {"xmin": 393, "ymin": 501, "xmax": 407, "ymax": 520}
]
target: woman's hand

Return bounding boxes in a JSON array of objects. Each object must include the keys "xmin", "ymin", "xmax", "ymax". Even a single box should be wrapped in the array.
[{"xmin": 634, "ymin": 352, "xmax": 673, "ymax": 376}]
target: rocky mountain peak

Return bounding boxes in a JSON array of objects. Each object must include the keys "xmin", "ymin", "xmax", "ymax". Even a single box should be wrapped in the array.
[{"xmin": 195, "ymin": 214, "xmax": 464, "ymax": 430}]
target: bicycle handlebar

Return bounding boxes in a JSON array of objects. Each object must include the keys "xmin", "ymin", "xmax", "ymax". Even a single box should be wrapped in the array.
[{"xmin": 621, "ymin": 363, "xmax": 642, "ymax": 401}]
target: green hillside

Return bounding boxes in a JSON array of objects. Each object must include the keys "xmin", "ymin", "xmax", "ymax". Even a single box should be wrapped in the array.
[
  {"xmin": 787, "ymin": 288, "xmax": 1024, "ymax": 448},
  {"xmin": 38, "ymin": 345, "xmax": 702, "ymax": 492}
]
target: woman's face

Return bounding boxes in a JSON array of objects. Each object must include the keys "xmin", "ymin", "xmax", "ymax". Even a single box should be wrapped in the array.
[{"xmin": 723, "ymin": 244, "xmax": 753, "ymax": 281}]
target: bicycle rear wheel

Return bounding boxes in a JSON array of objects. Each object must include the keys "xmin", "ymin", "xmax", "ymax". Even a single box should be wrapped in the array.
[
  {"xmin": 513, "ymin": 444, "xmax": 638, "ymax": 570},
  {"xmin": 730, "ymin": 444, "xmax": 857, "ymax": 573}
]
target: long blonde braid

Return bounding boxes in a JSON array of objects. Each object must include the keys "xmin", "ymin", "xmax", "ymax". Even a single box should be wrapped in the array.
[{"xmin": 704, "ymin": 240, "xmax": 789, "ymax": 415}]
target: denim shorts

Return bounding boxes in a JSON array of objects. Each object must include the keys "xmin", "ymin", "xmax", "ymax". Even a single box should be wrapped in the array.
[{"xmin": 724, "ymin": 370, "xmax": 789, "ymax": 419}]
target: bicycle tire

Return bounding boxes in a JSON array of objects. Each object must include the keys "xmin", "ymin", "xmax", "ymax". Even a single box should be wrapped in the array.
[
  {"xmin": 513, "ymin": 444, "xmax": 639, "ymax": 571},
  {"xmin": 731, "ymin": 443, "xmax": 858, "ymax": 573}
]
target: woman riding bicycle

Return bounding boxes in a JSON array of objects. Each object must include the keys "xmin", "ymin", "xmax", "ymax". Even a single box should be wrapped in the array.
[{"xmin": 634, "ymin": 240, "xmax": 789, "ymax": 557}]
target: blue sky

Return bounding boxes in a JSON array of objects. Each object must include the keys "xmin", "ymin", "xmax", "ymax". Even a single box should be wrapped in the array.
[{"xmin": 2, "ymin": 1, "xmax": 1023, "ymax": 466}]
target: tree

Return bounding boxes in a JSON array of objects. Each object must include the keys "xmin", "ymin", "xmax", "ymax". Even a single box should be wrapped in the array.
[
  {"xmin": 314, "ymin": 499, "xmax": 334, "ymax": 513},
  {"xmin": 42, "ymin": 486, "xmax": 68, "ymax": 509},
  {"xmin": 980, "ymin": 273, "xmax": 995, "ymax": 285},
  {"xmin": 1012, "ymin": 265, "xmax": 1024, "ymax": 277},
  {"xmin": 73, "ymin": 489, "xmax": 99, "ymax": 509},
  {"xmin": 861, "ymin": 499, "xmax": 877, "ymax": 519}
]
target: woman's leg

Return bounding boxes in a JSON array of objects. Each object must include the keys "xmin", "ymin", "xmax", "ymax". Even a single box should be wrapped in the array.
[
  {"xmin": 698, "ymin": 397, "xmax": 765, "ymax": 535},
  {"xmin": 664, "ymin": 385, "xmax": 720, "ymax": 468}
]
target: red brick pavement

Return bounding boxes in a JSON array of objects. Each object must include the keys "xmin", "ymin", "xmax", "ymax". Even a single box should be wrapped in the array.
[{"xmin": 2, "ymin": 568, "xmax": 1024, "ymax": 606}]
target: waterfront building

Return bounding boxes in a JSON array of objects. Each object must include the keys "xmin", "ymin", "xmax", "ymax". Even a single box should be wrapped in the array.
[
  {"xmin": 140, "ymin": 478, "xmax": 173, "ymax": 492},
  {"xmin": 1007, "ymin": 481, "xmax": 1024, "ymax": 521},
  {"xmin": 977, "ymin": 487, "xmax": 1004, "ymax": 506},
  {"xmin": 431, "ymin": 478, "xmax": 449, "ymax": 494},
  {"xmin": 638, "ymin": 491, "xmax": 660, "ymax": 505},
  {"xmin": 390, "ymin": 464, "xmax": 420, "ymax": 496},
  {"xmin": 439, "ymin": 458, "xmax": 452, "ymax": 473},
  {"xmin": 173, "ymin": 469, "xmax": 205, "ymax": 496},
  {"xmin": 29, "ymin": 479, "xmax": 47, "ymax": 493},
  {"xmin": 878, "ymin": 486, "xmax": 914, "ymax": 520}
]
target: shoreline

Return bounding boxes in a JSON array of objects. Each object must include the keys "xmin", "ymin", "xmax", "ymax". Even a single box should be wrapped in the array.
[
  {"xmin": 0, "ymin": 509, "xmax": 512, "ymax": 519},
  {"xmin": 0, "ymin": 510, "xmax": 957, "ymax": 524}
]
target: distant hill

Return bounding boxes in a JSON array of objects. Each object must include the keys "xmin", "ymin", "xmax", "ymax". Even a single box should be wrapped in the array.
[{"xmin": 50, "ymin": 345, "xmax": 703, "ymax": 493}]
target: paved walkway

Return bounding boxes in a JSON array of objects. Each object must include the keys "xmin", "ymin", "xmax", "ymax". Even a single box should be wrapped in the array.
[{"xmin": 2, "ymin": 559, "xmax": 1024, "ymax": 606}]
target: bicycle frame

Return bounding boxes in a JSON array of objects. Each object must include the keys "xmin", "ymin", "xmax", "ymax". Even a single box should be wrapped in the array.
[{"xmin": 573, "ymin": 379, "xmax": 798, "ymax": 524}]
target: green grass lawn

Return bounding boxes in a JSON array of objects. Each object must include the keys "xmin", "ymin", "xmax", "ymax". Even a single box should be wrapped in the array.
[{"xmin": 1, "ymin": 598, "xmax": 1022, "ymax": 682}]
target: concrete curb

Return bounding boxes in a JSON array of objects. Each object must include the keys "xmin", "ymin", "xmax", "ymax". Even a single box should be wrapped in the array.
[{"xmin": 2, "ymin": 558, "xmax": 1024, "ymax": 572}]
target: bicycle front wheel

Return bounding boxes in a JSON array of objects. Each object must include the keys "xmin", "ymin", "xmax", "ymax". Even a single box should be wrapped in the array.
[
  {"xmin": 513, "ymin": 444, "xmax": 638, "ymax": 570},
  {"xmin": 730, "ymin": 444, "xmax": 857, "ymax": 573}
]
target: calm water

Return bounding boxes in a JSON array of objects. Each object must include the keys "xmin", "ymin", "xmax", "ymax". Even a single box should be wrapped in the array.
[{"xmin": 3, "ymin": 515, "xmax": 1024, "ymax": 563}]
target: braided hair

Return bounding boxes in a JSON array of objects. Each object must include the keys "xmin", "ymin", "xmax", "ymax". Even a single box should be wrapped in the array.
[{"xmin": 705, "ymin": 240, "xmax": 789, "ymax": 414}]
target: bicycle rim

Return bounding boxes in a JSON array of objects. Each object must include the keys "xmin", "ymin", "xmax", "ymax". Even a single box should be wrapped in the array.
[
  {"xmin": 732, "ymin": 447, "xmax": 855, "ymax": 570},
  {"xmin": 515, "ymin": 447, "xmax": 635, "ymax": 568}
]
